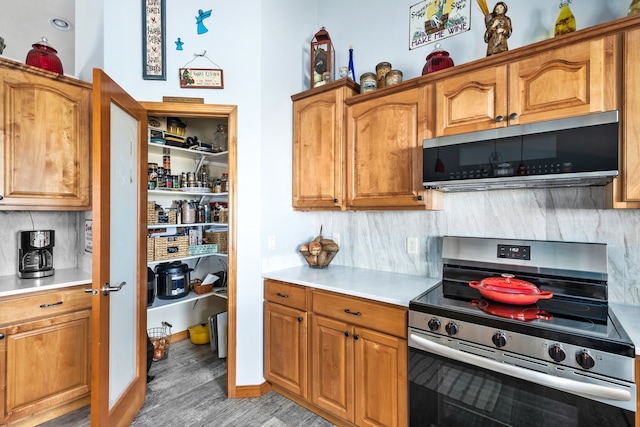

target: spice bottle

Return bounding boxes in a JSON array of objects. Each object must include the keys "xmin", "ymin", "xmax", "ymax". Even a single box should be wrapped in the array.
[{"xmin": 221, "ymin": 173, "xmax": 228, "ymax": 193}]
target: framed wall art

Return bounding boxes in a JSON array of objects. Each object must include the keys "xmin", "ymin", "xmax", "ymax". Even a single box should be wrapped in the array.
[{"xmin": 142, "ymin": 0, "xmax": 166, "ymax": 80}]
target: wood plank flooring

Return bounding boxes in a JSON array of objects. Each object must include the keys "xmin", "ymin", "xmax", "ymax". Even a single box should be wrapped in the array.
[{"xmin": 39, "ymin": 338, "xmax": 335, "ymax": 427}]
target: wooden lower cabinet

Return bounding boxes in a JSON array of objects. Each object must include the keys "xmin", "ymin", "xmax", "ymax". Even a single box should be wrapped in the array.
[
  {"xmin": 0, "ymin": 286, "xmax": 91, "ymax": 426},
  {"xmin": 264, "ymin": 301, "xmax": 308, "ymax": 398},
  {"xmin": 311, "ymin": 315, "xmax": 407, "ymax": 427}
]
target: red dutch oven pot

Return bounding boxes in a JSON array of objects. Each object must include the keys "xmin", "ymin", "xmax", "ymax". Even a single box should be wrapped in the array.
[{"xmin": 469, "ymin": 273, "xmax": 553, "ymax": 305}]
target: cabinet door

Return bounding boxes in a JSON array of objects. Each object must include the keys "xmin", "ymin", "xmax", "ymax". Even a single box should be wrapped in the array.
[
  {"xmin": 292, "ymin": 88, "xmax": 345, "ymax": 210},
  {"xmin": 434, "ymin": 66, "xmax": 508, "ymax": 136},
  {"xmin": 610, "ymin": 28, "xmax": 640, "ymax": 208},
  {"xmin": 508, "ymin": 35, "xmax": 618, "ymax": 126},
  {"xmin": 0, "ymin": 65, "xmax": 91, "ymax": 209},
  {"xmin": 2, "ymin": 310, "xmax": 91, "ymax": 424},
  {"xmin": 264, "ymin": 302, "xmax": 308, "ymax": 398},
  {"xmin": 346, "ymin": 88, "xmax": 427, "ymax": 209},
  {"xmin": 311, "ymin": 315, "xmax": 355, "ymax": 422},
  {"xmin": 354, "ymin": 327, "xmax": 407, "ymax": 427}
]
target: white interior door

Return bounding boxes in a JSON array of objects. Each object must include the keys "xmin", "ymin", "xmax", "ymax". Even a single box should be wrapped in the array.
[{"xmin": 90, "ymin": 69, "xmax": 148, "ymax": 426}]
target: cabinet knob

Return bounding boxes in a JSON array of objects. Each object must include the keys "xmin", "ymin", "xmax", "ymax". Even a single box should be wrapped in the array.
[
  {"xmin": 0, "ymin": 195, "xmax": 3, "ymax": 200},
  {"xmin": 334, "ymin": 198, "xmax": 338, "ymax": 203},
  {"xmin": 0, "ymin": 333, "xmax": 4, "ymax": 340},
  {"xmin": 417, "ymin": 195, "xmax": 423, "ymax": 201},
  {"xmin": 297, "ymin": 317, "xmax": 303, "ymax": 323},
  {"xmin": 344, "ymin": 331, "xmax": 350, "ymax": 337},
  {"xmin": 495, "ymin": 115, "xmax": 504, "ymax": 122},
  {"xmin": 509, "ymin": 112, "xmax": 519, "ymax": 120},
  {"xmin": 353, "ymin": 334, "xmax": 360, "ymax": 340}
]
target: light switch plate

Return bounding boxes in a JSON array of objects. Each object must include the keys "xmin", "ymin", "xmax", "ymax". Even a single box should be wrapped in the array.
[{"xmin": 268, "ymin": 235, "xmax": 277, "ymax": 251}]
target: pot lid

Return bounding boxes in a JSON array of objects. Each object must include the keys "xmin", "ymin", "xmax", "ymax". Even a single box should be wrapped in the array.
[{"xmin": 477, "ymin": 274, "xmax": 542, "ymax": 295}]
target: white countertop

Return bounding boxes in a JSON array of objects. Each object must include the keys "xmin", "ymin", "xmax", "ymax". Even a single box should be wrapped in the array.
[
  {"xmin": 262, "ymin": 265, "xmax": 440, "ymax": 307},
  {"xmin": 611, "ymin": 303, "xmax": 640, "ymax": 348},
  {"xmin": 0, "ymin": 268, "xmax": 92, "ymax": 298}
]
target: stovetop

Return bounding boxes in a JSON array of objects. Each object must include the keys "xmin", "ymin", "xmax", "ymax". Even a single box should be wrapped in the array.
[{"xmin": 410, "ymin": 282, "xmax": 635, "ymax": 357}]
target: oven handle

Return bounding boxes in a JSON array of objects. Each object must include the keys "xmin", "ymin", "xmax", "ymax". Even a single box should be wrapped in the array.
[{"xmin": 409, "ymin": 333, "xmax": 631, "ymax": 402}]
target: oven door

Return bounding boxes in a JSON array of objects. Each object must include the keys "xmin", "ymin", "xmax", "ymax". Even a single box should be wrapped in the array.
[{"xmin": 409, "ymin": 329, "xmax": 635, "ymax": 427}]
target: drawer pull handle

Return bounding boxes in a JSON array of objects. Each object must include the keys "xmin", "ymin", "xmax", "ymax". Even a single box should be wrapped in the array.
[
  {"xmin": 40, "ymin": 301, "xmax": 63, "ymax": 308},
  {"xmin": 344, "ymin": 309, "xmax": 361, "ymax": 316},
  {"xmin": 276, "ymin": 292, "xmax": 289, "ymax": 299}
]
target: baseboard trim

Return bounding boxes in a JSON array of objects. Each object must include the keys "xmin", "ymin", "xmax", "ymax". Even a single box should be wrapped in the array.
[{"xmin": 232, "ymin": 381, "xmax": 271, "ymax": 398}]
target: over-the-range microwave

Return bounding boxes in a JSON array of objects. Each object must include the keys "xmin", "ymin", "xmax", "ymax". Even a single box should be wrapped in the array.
[{"xmin": 422, "ymin": 111, "xmax": 619, "ymax": 192}]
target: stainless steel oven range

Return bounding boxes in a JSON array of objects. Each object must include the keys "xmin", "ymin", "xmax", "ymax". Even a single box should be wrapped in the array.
[{"xmin": 409, "ymin": 236, "xmax": 635, "ymax": 427}]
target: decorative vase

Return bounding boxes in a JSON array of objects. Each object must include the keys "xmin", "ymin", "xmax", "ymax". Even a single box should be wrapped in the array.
[
  {"xmin": 25, "ymin": 37, "xmax": 64, "ymax": 75},
  {"xmin": 422, "ymin": 43, "xmax": 454, "ymax": 75},
  {"xmin": 554, "ymin": 0, "xmax": 576, "ymax": 37},
  {"xmin": 629, "ymin": 0, "xmax": 640, "ymax": 16}
]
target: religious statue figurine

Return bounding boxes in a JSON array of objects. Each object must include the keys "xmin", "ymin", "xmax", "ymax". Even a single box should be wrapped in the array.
[
  {"xmin": 0, "ymin": 36, "xmax": 5, "ymax": 55},
  {"xmin": 484, "ymin": 2, "xmax": 512, "ymax": 57}
]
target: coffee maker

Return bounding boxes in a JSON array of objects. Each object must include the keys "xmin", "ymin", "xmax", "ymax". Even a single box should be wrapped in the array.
[{"xmin": 18, "ymin": 230, "xmax": 55, "ymax": 278}]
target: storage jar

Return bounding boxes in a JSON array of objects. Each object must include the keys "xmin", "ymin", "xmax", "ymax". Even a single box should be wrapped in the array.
[{"xmin": 360, "ymin": 72, "xmax": 377, "ymax": 93}]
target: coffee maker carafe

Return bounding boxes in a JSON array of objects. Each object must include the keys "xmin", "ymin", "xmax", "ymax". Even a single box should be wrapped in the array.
[{"xmin": 18, "ymin": 230, "xmax": 55, "ymax": 278}]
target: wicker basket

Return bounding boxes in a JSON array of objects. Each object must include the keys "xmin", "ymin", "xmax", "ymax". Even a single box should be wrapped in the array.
[
  {"xmin": 192, "ymin": 279, "xmax": 213, "ymax": 294},
  {"xmin": 204, "ymin": 231, "xmax": 228, "ymax": 254},
  {"xmin": 154, "ymin": 235, "xmax": 189, "ymax": 260},
  {"xmin": 147, "ymin": 201, "xmax": 156, "ymax": 224},
  {"xmin": 148, "ymin": 321, "xmax": 172, "ymax": 361},
  {"xmin": 147, "ymin": 237, "xmax": 155, "ymax": 262}
]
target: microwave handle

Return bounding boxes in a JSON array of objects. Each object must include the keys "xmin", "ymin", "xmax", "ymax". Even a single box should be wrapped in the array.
[{"xmin": 409, "ymin": 333, "xmax": 631, "ymax": 402}]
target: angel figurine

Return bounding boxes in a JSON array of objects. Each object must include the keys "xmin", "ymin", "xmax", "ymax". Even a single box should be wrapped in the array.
[{"xmin": 484, "ymin": 2, "xmax": 512, "ymax": 56}]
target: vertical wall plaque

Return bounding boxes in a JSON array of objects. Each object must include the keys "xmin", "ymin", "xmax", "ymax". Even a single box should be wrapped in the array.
[{"xmin": 142, "ymin": 0, "xmax": 166, "ymax": 80}]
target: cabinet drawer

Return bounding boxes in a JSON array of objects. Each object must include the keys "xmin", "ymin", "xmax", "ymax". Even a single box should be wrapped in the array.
[
  {"xmin": 264, "ymin": 280, "xmax": 307, "ymax": 311},
  {"xmin": 0, "ymin": 285, "xmax": 91, "ymax": 326},
  {"xmin": 312, "ymin": 290, "xmax": 407, "ymax": 338}
]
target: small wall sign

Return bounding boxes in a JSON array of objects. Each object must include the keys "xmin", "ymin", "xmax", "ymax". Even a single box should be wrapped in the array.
[
  {"xmin": 143, "ymin": 0, "xmax": 166, "ymax": 80},
  {"xmin": 179, "ymin": 68, "xmax": 224, "ymax": 89},
  {"xmin": 409, "ymin": 0, "xmax": 471, "ymax": 50}
]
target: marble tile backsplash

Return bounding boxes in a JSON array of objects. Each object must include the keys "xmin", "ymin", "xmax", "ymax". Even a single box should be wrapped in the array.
[
  {"xmin": 0, "ymin": 211, "xmax": 89, "ymax": 277},
  {"xmin": 309, "ymin": 187, "xmax": 640, "ymax": 307}
]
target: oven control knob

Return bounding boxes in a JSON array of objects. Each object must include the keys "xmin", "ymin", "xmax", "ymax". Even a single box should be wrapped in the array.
[
  {"xmin": 576, "ymin": 350, "xmax": 595, "ymax": 370},
  {"xmin": 549, "ymin": 344, "xmax": 566, "ymax": 363},
  {"xmin": 492, "ymin": 332, "xmax": 507, "ymax": 348},
  {"xmin": 427, "ymin": 318, "xmax": 441, "ymax": 332},
  {"xmin": 445, "ymin": 322, "xmax": 459, "ymax": 336}
]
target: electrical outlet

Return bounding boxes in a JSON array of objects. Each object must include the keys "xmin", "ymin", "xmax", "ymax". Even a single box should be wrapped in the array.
[
  {"xmin": 268, "ymin": 235, "xmax": 277, "ymax": 251},
  {"xmin": 407, "ymin": 237, "xmax": 418, "ymax": 255},
  {"xmin": 333, "ymin": 233, "xmax": 341, "ymax": 247}
]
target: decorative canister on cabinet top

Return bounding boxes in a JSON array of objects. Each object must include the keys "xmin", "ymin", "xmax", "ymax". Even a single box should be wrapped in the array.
[
  {"xmin": 360, "ymin": 72, "xmax": 377, "ymax": 93},
  {"xmin": 422, "ymin": 43, "xmax": 454, "ymax": 75},
  {"xmin": 375, "ymin": 61, "xmax": 392, "ymax": 88},
  {"xmin": 25, "ymin": 36, "xmax": 64, "ymax": 75},
  {"xmin": 385, "ymin": 70, "xmax": 403, "ymax": 86}
]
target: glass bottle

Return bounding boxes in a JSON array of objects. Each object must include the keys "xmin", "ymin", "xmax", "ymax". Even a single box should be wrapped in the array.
[
  {"xmin": 629, "ymin": 0, "xmax": 640, "ymax": 16},
  {"xmin": 212, "ymin": 124, "xmax": 228, "ymax": 153},
  {"xmin": 221, "ymin": 173, "xmax": 228, "ymax": 193},
  {"xmin": 554, "ymin": 0, "xmax": 576, "ymax": 37}
]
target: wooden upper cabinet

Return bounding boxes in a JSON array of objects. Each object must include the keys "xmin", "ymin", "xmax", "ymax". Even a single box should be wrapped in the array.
[
  {"xmin": 292, "ymin": 80, "xmax": 359, "ymax": 210},
  {"xmin": 346, "ymin": 87, "xmax": 440, "ymax": 210},
  {"xmin": 508, "ymin": 35, "xmax": 618, "ymax": 125},
  {"xmin": 434, "ymin": 35, "xmax": 618, "ymax": 137},
  {"xmin": 434, "ymin": 66, "xmax": 508, "ymax": 136},
  {"xmin": 0, "ymin": 59, "xmax": 91, "ymax": 210},
  {"xmin": 609, "ymin": 27, "xmax": 640, "ymax": 208}
]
